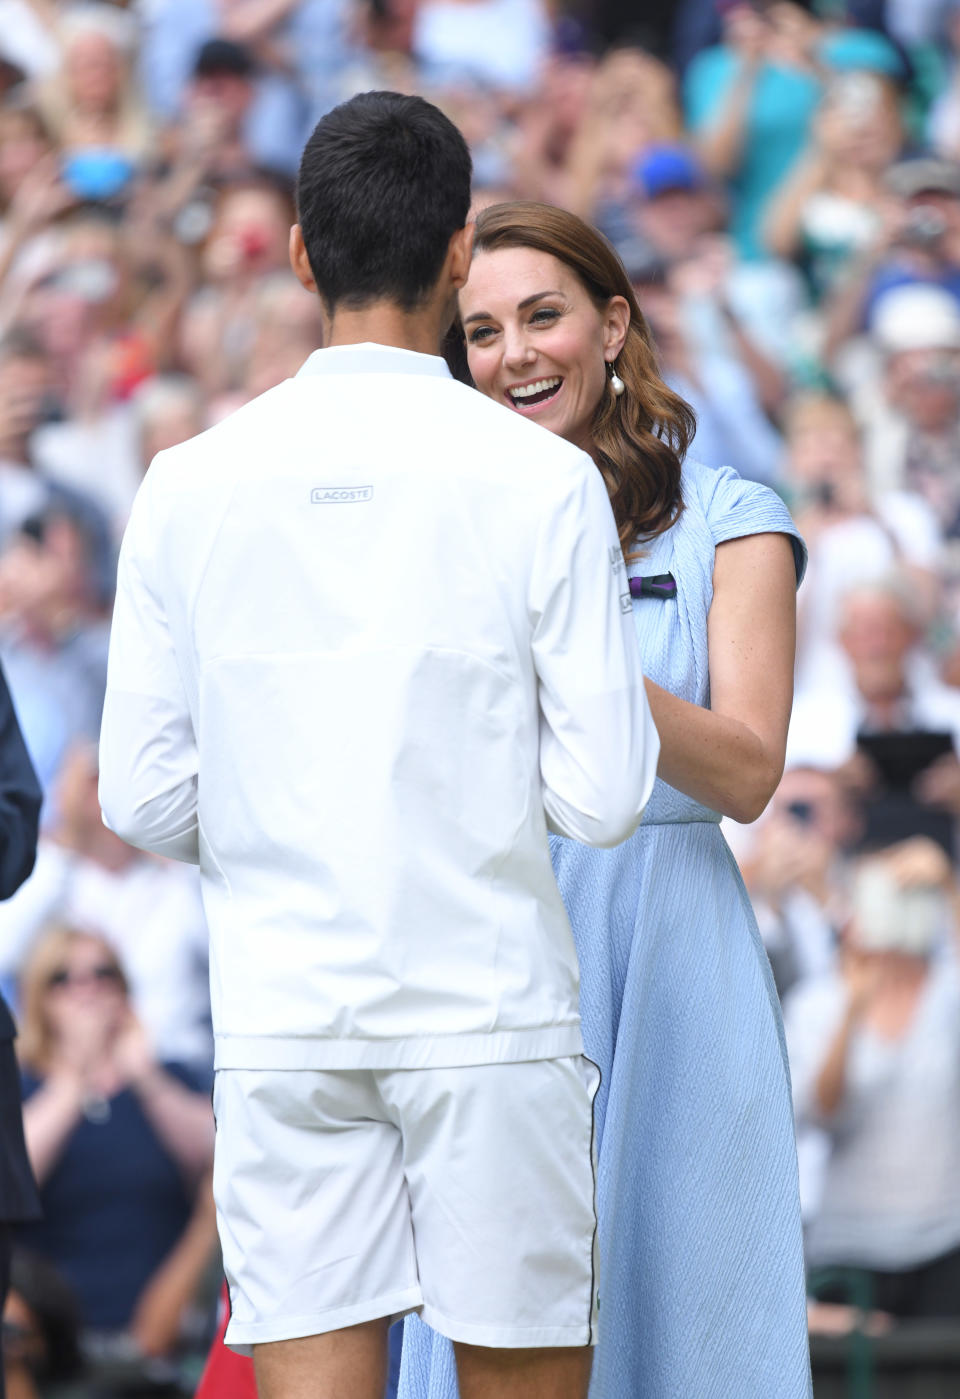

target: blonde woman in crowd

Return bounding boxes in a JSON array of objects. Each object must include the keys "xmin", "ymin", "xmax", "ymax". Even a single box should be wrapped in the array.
[
  {"xmin": 36, "ymin": 6, "xmax": 152, "ymax": 174},
  {"xmin": 17, "ymin": 926, "xmax": 215, "ymax": 1357}
]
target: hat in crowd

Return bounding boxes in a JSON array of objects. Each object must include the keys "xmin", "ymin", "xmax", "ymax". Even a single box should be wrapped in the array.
[
  {"xmin": 193, "ymin": 38, "xmax": 256, "ymax": 80},
  {"xmin": 871, "ymin": 283, "xmax": 960, "ymax": 354},
  {"xmin": 631, "ymin": 145, "xmax": 705, "ymax": 201},
  {"xmin": 885, "ymin": 157, "xmax": 960, "ymax": 202},
  {"xmin": 819, "ymin": 27, "xmax": 906, "ymax": 81}
]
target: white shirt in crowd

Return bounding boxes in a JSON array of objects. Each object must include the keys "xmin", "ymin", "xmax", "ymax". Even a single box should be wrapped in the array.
[
  {"xmin": 795, "ymin": 501, "xmax": 941, "ymax": 696},
  {"xmin": 0, "ymin": 0, "xmax": 60, "ymax": 79},
  {"xmin": 0, "ymin": 841, "xmax": 211, "ymax": 1068},
  {"xmin": 787, "ymin": 652, "xmax": 960, "ymax": 771},
  {"xmin": 34, "ymin": 408, "xmax": 143, "ymax": 541},
  {"xmin": 412, "ymin": 0, "xmax": 549, "ymax": 92},
  {"xmin": 785, "ymin": 956, "xmax": 960, "ymax": 1270},
  {"xmin": 99, "ymin": 343, "xmax": 659, "ymax": 1072}
]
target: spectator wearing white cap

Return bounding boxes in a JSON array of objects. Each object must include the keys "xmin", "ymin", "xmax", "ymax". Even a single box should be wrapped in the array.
[
  {"xmin": 851, "ymin": 282, "xmax": 960, "ymax": 532},
  {"xmin": 824, "ymin": 157, "xmax": 960, "ymax": 362}
]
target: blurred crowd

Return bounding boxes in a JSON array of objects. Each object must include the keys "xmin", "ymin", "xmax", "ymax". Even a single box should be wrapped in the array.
[{"xmin": 1, "ymin": 0, "xmax": 960, "ymax": 1391}]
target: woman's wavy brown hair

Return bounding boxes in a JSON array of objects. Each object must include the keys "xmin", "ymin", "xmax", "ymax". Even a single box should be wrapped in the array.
[{"xmin": 463, "ymin": 200, "xmax": 694, "ymax": 553}]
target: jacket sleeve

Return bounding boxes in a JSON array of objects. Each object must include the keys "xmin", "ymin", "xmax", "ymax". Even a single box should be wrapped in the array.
[
  {"xmin": 0, "ymin": 666, "xmax": 41, "ymax": 901},
  {"xmin": 99, "ymin": 468, "xmax": 199, "ymax": 864},
  {"xmin": 529, "ymin": 456, "xmax": 659, "ymax": 848}
]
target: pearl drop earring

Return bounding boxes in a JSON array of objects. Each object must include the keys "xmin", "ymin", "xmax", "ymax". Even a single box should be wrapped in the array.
[{"xmin": 608, "ymin": 361, "xmax": 625, "ymax": 397}]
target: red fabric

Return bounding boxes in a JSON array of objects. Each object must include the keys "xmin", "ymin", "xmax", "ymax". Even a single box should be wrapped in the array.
[{"xmin": 194, "ymin": 1283, "xmax": 258, "ymax": 1399}]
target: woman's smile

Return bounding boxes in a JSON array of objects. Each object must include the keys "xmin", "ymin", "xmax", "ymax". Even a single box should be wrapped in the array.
[{"xmin": 504, "ymin": 375, "xmax": 564, "ymax": 411}]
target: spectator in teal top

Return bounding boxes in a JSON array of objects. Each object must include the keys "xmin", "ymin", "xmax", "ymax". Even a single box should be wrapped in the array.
[
  {"xmin": 684, "ymin": 2, "xmax": 823, "ymax": 261},
  {"xmin": 685, "ymin": 5, "xmax": 909, "ymax": 262}
]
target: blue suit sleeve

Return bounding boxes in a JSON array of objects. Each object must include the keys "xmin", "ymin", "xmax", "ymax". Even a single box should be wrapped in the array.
[{"xmin": 0, "ymin": 665, "xmax": 41, "ymax": 903}]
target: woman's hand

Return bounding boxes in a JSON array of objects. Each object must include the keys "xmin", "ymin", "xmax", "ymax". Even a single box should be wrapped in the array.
[
  {"xmin": 914, "ymin": 755, "xmax": 960, "ymax": 817},
  {"xmin": 111, "ymin": 1011, "xmax": 157, "ymax": 1089},
  {"xmin": 743, "ymin": 815, "xmax": 831, "ymax": 904},
  {"xmin": 722, "ymin": 4, "xmax": 768, "ymax": 70},
  {"xmin": 5, "ymin": 154, "xmax": 75, "ymax": 244},
  {"xmin": 843, "ymin": 948, "xmax": 891, "ymax": 1021},
  {"xmin": 764, "ymin": 3, "xmax": 820, "ymax": 69},
  {"xmin": 813, "ymin": 948, "xmax": 888, "ymax": 1119},
  {"xmin": 120, "ymin": 1044, "xmax": 216, "ymax": 1181},
  {"xmin": 48, "ymin": 1001, "xmax": 113, "ymax": 1083},
  {"xmin": 884, "ymin": 834, "xmax": 955, "ymax": 889}
]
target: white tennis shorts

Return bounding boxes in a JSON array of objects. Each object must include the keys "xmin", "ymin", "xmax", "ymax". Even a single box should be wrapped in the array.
[{"xmin": 212, "ymin": 1056, "xmax": 600, "ymax": 1354}]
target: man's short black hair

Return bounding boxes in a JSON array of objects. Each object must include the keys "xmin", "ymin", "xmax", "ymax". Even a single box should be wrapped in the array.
[
  {"xmin": 296, "ymin": 91, "xmax": 472, "ymax": 312},
  {"xmin": 193, "ymin": 37, "xmax": 256, "ymax": 79}
]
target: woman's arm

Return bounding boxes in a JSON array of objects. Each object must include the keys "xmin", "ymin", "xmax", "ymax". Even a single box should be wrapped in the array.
[
  {"xmin": 691, "ymin": 59, "xmax": 760, "ymax": 180},
  {"xmin": 129, "ymin": 1175, "xmax": 219, "ymax": 1358},
  {"xmin": 763, "ymin": 97, "xmax": 856, "ymax": 262},
  {"xmin": 219, "ymin": 0, "xmax": 298, "ymax": 46},
  {"xmin": 129, "ymin": 1065, "xmax": 215, "ymax": 1181},
  {"xmin": 763, "ymin": 149, "xmax": 828, "ymax": 259},
  {"xmin": 644, "ymin": 531, "xmax": 796, "ymax": 824},
  {"xmin": 812, "ymin": 952, "xmax": 896, "ymax": 1116},
  {"xmin": 813, "ymin": 1001, "xmax": 860, "ymax": 1118},
  {"xmin": 113, "ymin": 1018, "xmax": 214, "ymax": 1180},
  {"xmin": 22, "ymin": 1074, "xmax": 84, "ymax": 1185}
]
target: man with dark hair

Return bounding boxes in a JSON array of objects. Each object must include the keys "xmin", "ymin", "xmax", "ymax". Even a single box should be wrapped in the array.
[
  {"xmin": 294, "ymin": 89, "xmax": 474, "ymax": 311},
  {"xmin": 100, "ymin": 91, "xmax": 658, "ymax": 1399}
]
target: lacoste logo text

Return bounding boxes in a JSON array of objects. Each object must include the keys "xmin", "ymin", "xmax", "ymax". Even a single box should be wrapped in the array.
[{"xmin": 311, "ymin": 486, "xmax": 374, "ymax": 504}]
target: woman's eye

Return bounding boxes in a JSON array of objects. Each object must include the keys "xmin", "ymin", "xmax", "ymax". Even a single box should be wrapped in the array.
[
  {"xmin": 531, "ymin": 308, "xmax": 559, "ymax": 325},
  {"xmin": 468, "ymin": 325, "xmax": 496, "ymax": 344}
]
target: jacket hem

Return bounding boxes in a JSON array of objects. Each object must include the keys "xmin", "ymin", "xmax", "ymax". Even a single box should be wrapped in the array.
[{"xmin": 213, "ymin": 1025, "xmax": 584, "ymax": 1070}]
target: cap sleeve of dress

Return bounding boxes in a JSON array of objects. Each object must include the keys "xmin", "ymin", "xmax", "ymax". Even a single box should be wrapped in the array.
[{"xmin": 691, "ymin": 460, "xmax": 807, "ymax": 587}]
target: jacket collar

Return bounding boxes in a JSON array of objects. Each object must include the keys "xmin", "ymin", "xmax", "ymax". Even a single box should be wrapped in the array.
[{"xmin": 296, "ymin": 343, "xmax": 452, "ymax": 380}]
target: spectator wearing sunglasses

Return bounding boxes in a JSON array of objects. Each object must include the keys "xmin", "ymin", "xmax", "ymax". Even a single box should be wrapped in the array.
[{"xmin": 14, "ymin": 926, "xmax": 214, "ymax": 1357}]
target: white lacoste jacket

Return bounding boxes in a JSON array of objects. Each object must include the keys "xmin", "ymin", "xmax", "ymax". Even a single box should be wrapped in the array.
[{"xmin": 99, "ymin": 344, "xmax": 659, "ymax": 1069}]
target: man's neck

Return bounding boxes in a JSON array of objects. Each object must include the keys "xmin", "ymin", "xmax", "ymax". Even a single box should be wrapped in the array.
[{"xmin": 325, "ymin": 299, "xmax": 448, "ymax": 357}]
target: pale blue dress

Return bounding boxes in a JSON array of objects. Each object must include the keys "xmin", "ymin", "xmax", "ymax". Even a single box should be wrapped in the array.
[{"xmin": 398, "ymin": 460, "xmax": 813, "ymax": 1399}]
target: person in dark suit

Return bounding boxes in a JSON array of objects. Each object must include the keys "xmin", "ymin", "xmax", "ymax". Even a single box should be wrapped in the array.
[{"xmin": 0, "ymin": 664, "xmax": 43, "ymax": 1393}]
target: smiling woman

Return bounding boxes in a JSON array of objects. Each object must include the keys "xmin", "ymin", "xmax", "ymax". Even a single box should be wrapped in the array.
[
  {"xmin": 404, "ymin": 202, "xmax": 812, "ymax": 1399},
  {"xmin": 456, "ymin": 201, "xmax": 695, "ymax": 556}
]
